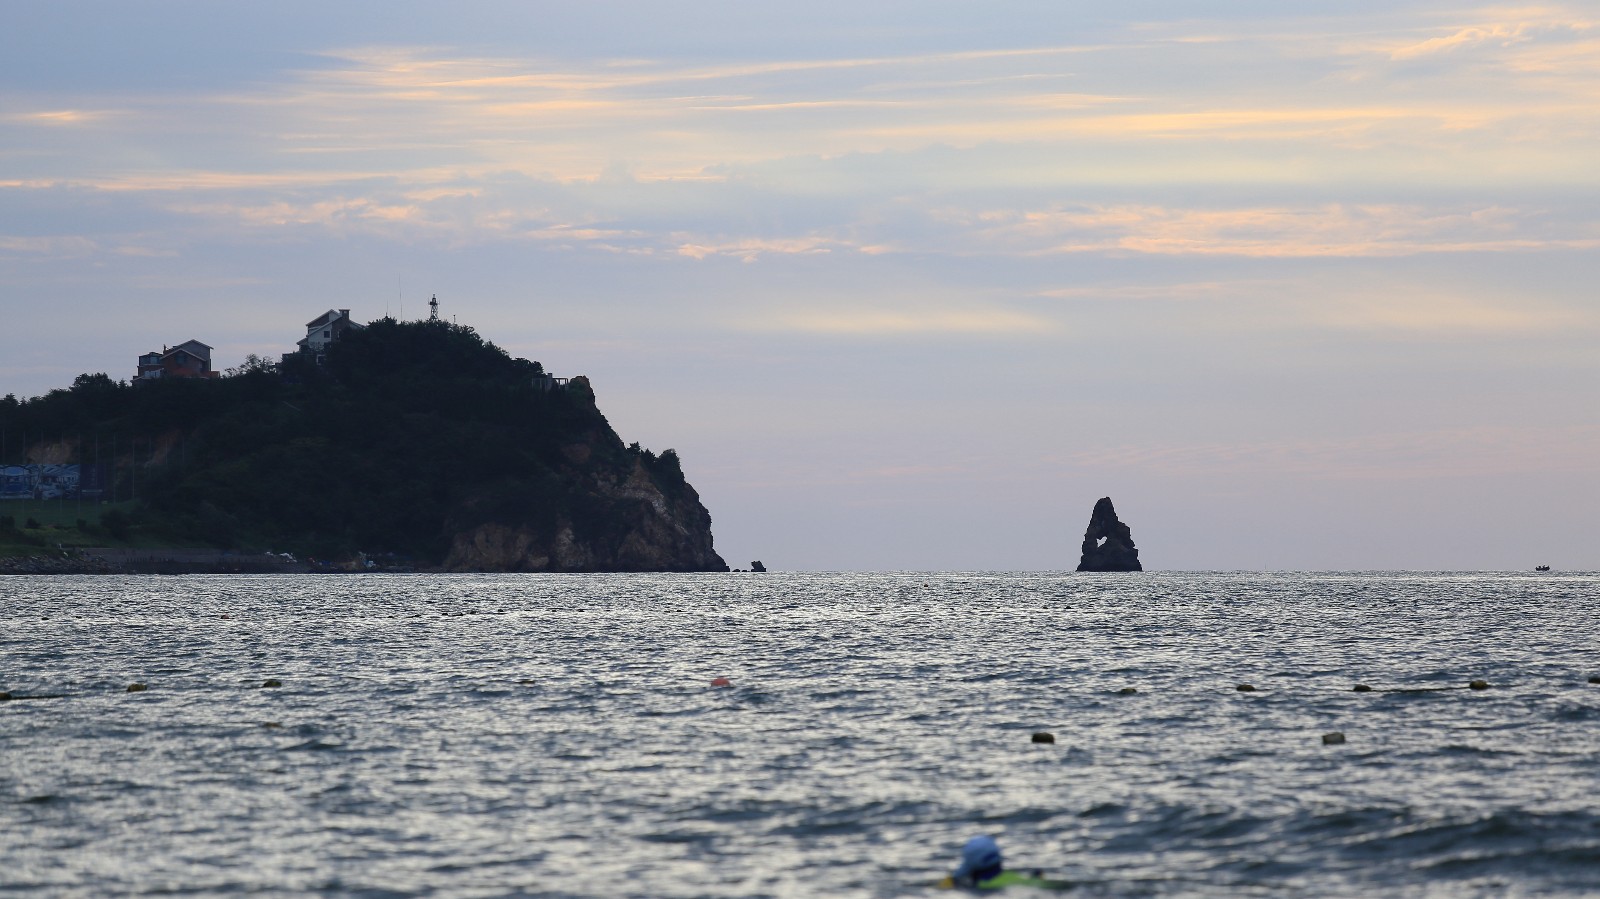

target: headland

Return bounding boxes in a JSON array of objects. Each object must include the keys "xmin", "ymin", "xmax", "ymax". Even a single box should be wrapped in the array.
[{"xmin": 0, "ymin": 312, "xmax": 727, "ymax": 573}]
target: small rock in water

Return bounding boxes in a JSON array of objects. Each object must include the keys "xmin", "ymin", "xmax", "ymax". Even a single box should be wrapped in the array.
[
  {"xmin": 126, "ymin": 683, "xmax": 147, "ymax": 693},
  {"xmin": 1588, "ymin": 676, "xmax": 1600, "ymax": 685},
  {"xmin": 1469, "ymin": 680, "xmax": 1490, "ymax": 690},
  {"xmin": 1352, "ymin": 684, "xmax": 1373, "ymax": 692},
  {"xmin": 1236, "ymin": 684, "xmax": 1257, "ymax": 692},
  {"xmin": 1322, "ymin": 732, "xmax": 1346, "ymax": 745},
  {"xmin": 1031, "ymin": 732, "xmax": 1056, "ymax": 744},
  {"xmin": 261, "ymin": 722, "xmax": 282, "ymax": 729},
  {"xmin": 1117, "ymin": 687, "xmax": 1138, "ymax": 695},
  {"xmin": 261, "ymin": 679, "xmax": 282, "ymax": 688},
  {"xmin": 517, "ymin": 678, "xmax": 536, "ymax": 685},
  {"xmin": 0, "ymin": 691, "xmax": 12, "ymax": 701}
]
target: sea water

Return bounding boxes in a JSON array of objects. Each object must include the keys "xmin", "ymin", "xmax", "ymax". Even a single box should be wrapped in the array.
[{"xmin": 2, "ymin": 572, "xmax": 1598, "ymax": 897}]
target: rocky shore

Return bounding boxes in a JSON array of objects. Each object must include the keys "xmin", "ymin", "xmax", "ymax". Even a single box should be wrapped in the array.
[
  {"xmin": 0, "ymin": 548, "xmax": 306, "ymax": 575},
  {"xmin": 0, "ymin": 553, "xmax": 118, "ymax": 575}
]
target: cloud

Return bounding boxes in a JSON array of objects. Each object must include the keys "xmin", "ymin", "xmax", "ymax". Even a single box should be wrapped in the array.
[
  {"xmin": 675, "ymin": 235, "xmax": 851, "ymax": 261},
  {"xmin": 1029, "ymin": 269, "xmax": 1596, "ymax": 338},
  {"xmin": 1388, "ymin": 17, "xmax": 1594, "ymax": 61},
  {"xmin": 6, "ymin": 3, "xmax": 1599, "ymax": 211},
  {"xmin": 0, "ymin": 235, "xmax": 98, "ymax": 257},
  {"xmin": 968, "ymin": 203, "xmax": 1600, "ymax": 258},
  {"xmin": 1311, "ymin": 293, "xmax": 1582, "ymax": 335},
  {"xmin": 758, "ymin": 308, "xmax": 1053, "ymax": 336},
  {"xmin": 112, "ymin": 245, "xmax": 179, "ymax": 258},
  {"xmin": 1051, "ymin": 425, "xmax": 1600, "ymax": 479},
  {"xmin": 170, "ymin": 197, "xmax": 427, "ymax": 230},
  {"xmin": 1391, "ymin": 23, "xmax": 1531, "ymax": 59},
  {"xmin": 10, "ymin": 109, "xmax": 107, "ymax": 126},
  {"xmin": 1036, "ymin": 281, "xmax": 1241, "ymax": 301}
]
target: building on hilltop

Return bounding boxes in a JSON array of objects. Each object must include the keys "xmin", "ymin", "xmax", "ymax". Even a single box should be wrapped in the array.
[
  {"xmin": 283, "ymin": 309, "xmax": 367, "ymax": 368},
  {"xmin": 297, "ymin": 309, "xmax": 364, "ymax": 356},
  {"xmin": 136, "ymin": 339, "xmax": 220, "ymax": 380}
]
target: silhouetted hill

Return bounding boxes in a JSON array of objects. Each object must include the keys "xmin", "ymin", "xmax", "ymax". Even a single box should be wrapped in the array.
[{"xmin": 0, "ymin": 319, "xmax": 727, "ymax": 571}]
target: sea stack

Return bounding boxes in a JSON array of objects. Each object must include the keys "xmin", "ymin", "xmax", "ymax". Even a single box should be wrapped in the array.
[{"xmin": 1076, "ymin": 497, "xmax": 1143, "ymax": 572}]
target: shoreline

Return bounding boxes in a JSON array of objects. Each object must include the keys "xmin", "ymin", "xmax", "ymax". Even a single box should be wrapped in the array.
[
  {"xmin": 0, "ymin": 550, "xmax": 313, "ymax": 575},
  {"xmin": 0, "ymin": 549, "xmax": 733, "ymax": 575}
]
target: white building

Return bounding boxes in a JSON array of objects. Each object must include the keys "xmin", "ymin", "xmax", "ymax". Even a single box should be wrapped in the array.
[{"xmin": 297, "ymin": 309, "xmax": 364, "ymax": 355}]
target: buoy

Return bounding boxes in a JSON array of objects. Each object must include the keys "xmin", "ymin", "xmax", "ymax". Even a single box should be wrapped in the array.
[
  {"xmin": 1352, "ymin": 684, "xmax": 1373, "ymax": 692},
  {"xmin": 1236, "ymin": 684, "xmax": 1256, "ymax": 692},
  {"xmin": 710, "ymin": 677, "xmax": 732, "ymax": 687},
  {"xmin": 1469, "ymin": 680, "xmax": 1489, "ymax": 690},
  {"xmin": 261, "ymin": 679, "xmax": 282, "ymax": 688},
  {"xmin": 220, "ymin": 614, "xmax": 232, "ymax": 620},
  {"xmin": 126, "ymin": 683, "xmax": 147, "ymax": 693},
  {"xmin": 1322, "ymin": 732, "xmax": 1346, "ymax": 745},
  {"xmin": 1117, "ymin": 687, "xmax": 1138, "ymax": 695},
  {"xmin": 1031, "ymin": 732, "xmax": 1056, "ymax": 744}
]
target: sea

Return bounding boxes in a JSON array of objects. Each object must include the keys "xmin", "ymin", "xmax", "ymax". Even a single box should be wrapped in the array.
[{"xmin": 2, "ymin": 572, "xmax": 1597, "ymax": 898}]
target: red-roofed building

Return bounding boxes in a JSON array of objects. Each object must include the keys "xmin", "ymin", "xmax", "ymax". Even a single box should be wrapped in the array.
[{"xmin": 136, "ymin": 339, "xmax": 219, "ymax": 380}]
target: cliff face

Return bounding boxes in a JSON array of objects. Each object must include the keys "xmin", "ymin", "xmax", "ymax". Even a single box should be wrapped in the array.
[
  {"xmin": 443, "ymin": 457, "xmax": 724, "ymax": 572},
  {"xmin": 1076, "ymin": 496, "xmax": 1143, "ymax": 572},
  {"xmin": 439, "ymin": 375, "xmax": 726, "ymax": 572}
]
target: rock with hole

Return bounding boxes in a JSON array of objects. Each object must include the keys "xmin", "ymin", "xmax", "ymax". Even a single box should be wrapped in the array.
[{"xmin": 1075, "ymin": 497, "xmax": 1142, "ymax": 572}]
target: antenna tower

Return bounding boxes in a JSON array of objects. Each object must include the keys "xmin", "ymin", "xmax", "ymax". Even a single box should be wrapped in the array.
[{"xmin": 429, "ymin": 294, "xmax": 440, "ymax": 322}]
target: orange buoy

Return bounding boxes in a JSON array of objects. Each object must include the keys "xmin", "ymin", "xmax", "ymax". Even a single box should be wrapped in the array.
[{"xmin": 710, "ymin": 676, "xmax": 732, "ymax": 687}]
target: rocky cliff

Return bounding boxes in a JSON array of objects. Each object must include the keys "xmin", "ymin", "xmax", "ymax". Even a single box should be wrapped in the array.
[
  {"xmin": 1076, "ymin": 496, "xmax": 1143, "ymax": 572},
  {"xmin": 442, "ymin": 467, "xmax": 723, "ymax": 572},
  {"xmin": 443, "ymin": 381, "xmax": 725, "ymax": 572}
]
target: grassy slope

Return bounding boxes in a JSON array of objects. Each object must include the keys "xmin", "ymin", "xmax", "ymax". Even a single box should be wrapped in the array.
[{"xmin": 0, "ymin": 500, "xmax": 177, "ymax": 557}]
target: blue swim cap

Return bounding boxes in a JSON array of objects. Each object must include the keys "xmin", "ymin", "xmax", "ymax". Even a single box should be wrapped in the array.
[{"xmin": 953, "ymin": 835, "xmax": 1002, "ymax": 879}]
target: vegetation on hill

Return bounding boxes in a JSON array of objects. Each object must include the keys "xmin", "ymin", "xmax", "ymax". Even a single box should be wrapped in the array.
[{"xmin": 0, "ymin": 319, "xmax": 723, "ymax": 569}]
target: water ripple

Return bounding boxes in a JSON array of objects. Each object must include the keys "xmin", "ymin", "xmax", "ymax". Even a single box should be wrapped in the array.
[{"xmin": 2, "ymin": 571, "xmax": 1597, "ymax": 897}]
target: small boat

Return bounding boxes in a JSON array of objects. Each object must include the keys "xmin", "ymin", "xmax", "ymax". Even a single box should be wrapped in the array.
[{"xmin": 1535, "ymin": 565, "xmax": 1551, "ymax": 572}]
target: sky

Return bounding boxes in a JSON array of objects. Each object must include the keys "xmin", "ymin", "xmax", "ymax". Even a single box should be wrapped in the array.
[{"xmin": 3, "ymin": 1, "xmax": 1597, "ymax": 570}]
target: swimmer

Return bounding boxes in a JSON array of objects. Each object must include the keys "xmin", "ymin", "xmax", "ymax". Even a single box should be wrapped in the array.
[{"xmin": 937, "ymin": 835, "xmax": 1071, "ymax": 890}]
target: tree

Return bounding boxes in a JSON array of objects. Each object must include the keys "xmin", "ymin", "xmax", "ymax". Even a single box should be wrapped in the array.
[
  {"xmin": 72, "ymin": 373, "xmax": 118, "ymax": 391},
  {"xmin": 225, "ymin": 354, "xmax": 279, "ymax": 377}
]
